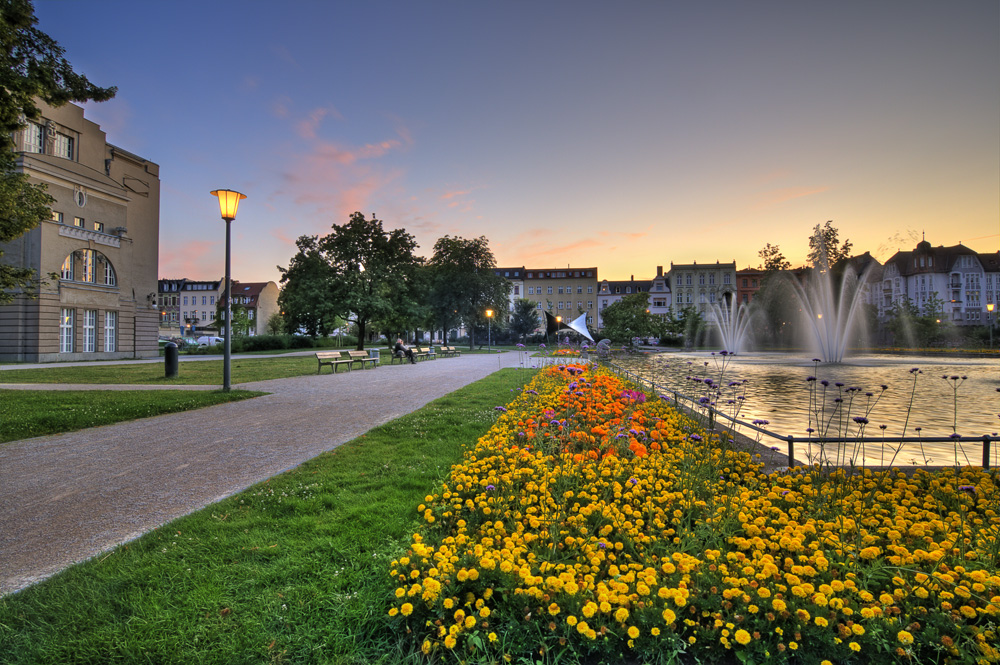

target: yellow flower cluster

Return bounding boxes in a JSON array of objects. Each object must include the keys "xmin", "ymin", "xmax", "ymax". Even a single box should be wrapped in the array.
[{"xmin": 388, "ymin": 364, "xmax": 1000, "ymax": 663}]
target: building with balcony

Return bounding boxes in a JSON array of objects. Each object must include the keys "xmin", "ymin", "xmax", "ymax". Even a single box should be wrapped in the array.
[{"xmin": 0, "ymin": 101, "xmax": 160, "ymax": 361}]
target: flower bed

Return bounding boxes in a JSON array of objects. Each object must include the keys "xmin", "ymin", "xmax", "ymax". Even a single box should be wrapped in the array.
[{"xmin": 388, "ymin": 364, "xmax": 999, "ymax": 664}]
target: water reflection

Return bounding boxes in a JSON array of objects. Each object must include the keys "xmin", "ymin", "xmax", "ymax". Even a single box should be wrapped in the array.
[{"xmin": 616, "ymin": 352, "xmax": 1000, "ymax": 466}]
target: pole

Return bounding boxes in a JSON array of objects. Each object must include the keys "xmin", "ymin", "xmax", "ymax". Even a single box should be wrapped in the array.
[
  {"xmin": 223, "ymin": 218, "xmax": 232, "ymax": 392},
  {"xmin": 488, "ymin": 317, "xmax": 491, "ymax": 352}
]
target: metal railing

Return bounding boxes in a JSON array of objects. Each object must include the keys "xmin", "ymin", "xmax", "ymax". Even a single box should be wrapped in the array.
[{"xmin": 601, "ymin": 360, "xmax": 997, "ymax": 470}]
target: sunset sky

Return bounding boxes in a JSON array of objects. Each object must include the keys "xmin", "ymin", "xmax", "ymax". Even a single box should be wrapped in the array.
[{"xmin": 35, "ymin": 1, "xmax": 999, "ymax": 284}]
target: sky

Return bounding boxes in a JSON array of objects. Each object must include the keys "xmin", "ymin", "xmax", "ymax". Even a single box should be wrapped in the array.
[{"xmin": 34, "ymin": 1, "xmax": 999, "ymax": 284}]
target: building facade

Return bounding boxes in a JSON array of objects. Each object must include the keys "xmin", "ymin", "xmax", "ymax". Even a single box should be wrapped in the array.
[
  {"xmin": 158, "ymin": 278, "xmax": 223, "ymax": 338},
  {"xmin": 0, "ymin": 101, "xmax": 160, "ymax": 361},
  {"xmin": 522, "ymin": 267, "xmax": 598, "ymax": 328},
  {"xmin": 735, "ymin": 267, "xmax": 765, "ymax": 305},
  {"xmin": 494, "ymin": 266, "xmax": 526, "ymax": 321},
  {"xmin": 667, "ymin": 261, "xmax": 737, "ymax": 314},
  {"xmin": 226, "ymin": 281, "xmax": 280, "ymax": 336},
  {"xmin": 880, "ymin": 240, "xmax": 999, "ymax": 325},
  {"xmin": 596, "ymin": 276, "xmax": 652, "ymax": 329}
]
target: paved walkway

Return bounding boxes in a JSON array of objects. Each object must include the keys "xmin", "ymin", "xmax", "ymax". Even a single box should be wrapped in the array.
[{"xmin": 0, "ymin": 353, "xmax": 519, "ymax": 596}]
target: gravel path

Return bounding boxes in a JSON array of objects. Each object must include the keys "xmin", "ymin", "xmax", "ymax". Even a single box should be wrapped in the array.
[{"xmin": 0, "ymin": 353, "xmax": 518, "ymax": 596}]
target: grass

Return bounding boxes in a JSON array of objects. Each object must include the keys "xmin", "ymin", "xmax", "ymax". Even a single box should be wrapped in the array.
[
  {"xmin": 0, "ymin": 390, "xmax": 265, "ymax": 444},
  {"xmin": 0, "ymin": 368, "xmax": 535, "ymax": 664}
]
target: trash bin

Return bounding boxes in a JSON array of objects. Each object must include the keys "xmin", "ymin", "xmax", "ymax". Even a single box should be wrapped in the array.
[
  {"xmin": 368, "ymin": 348, "xmax": 380, "ymax": 362},
  {"xmin": 164, "ymin": 342, "xmax": 178, "ymax": 378}
]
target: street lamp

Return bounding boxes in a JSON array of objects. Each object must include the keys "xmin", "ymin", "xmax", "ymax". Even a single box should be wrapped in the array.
[
  {"xmin": 485, "ymin": 309, "xmax": 494, "ymax": 352},
  {"xmin": 988, "ymin": 302, "xmax": 995, "ymax": 348},
  {"xmin": 210, "ymin": 189, "xmax": 246, "ymax": 392}
]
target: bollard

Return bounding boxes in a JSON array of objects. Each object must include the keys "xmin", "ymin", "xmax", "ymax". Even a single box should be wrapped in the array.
[
  {"xmin": 787, "ymin": 436, "xmax": 795, "ymax": 468},
  {"xmin": 164, "ymin": 342, "xmax": 178, "ymax": 378},
  {"xmin": 984, "ymin": 435, "xmax": 991, "ymax": 470}
]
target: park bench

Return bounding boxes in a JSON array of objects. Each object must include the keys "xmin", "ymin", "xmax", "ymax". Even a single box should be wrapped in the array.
[
  {"xmin": 440, "ymin": 346, "xmax": 460, "ymax": 357},
  {"xmin": 415, "ymin": 347, "xmax": 435, "ymax": 361},
  {"xmin": 316, "ymin": 351, "xmax": 353, "ymax": 374},
  {"xmin": 347, "ymin": 350, "xmax": 378, "ymax": 370}
]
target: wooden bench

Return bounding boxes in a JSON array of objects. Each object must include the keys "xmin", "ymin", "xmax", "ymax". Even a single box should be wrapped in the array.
[
  {"xmin": 440, "ymin": 346, "xmax": 460, "ymax": 357},
  {"xmin": 415, "ymin": 347, "xmax": 435, "ymax": 361},
  {"xmin": 316, "ymin": 351, "xmax": 353, "ymax": 373},
  {"xmin": 347, "ymin": 350, "xmax": 378, "ymax": 370}
]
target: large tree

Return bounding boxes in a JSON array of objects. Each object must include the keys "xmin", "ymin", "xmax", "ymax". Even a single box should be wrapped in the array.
[
  {"xmin": 758, "ymin": 243, "xmax": 791, "ymax": 274},
  {"xmin": 427, "ymin": 235, "xmax": 509, "ymax": 349},
  {"xmin": 600, "ymin": 292, "xmax": 660, "ymax": 345},
  {"xmin": 319, "ymin": 212, "xmax": 420, "ymax": 350},
  {"xmin": 0, "ymin": 0, "xmax": 117, "ymax": 303},
  {"xmin": 277, "ymin": 235, "xmax": 340, "ymax": 337},
  {"xmin": 807, "ymin": 220, "xmax": 853, "ymax": 272}
]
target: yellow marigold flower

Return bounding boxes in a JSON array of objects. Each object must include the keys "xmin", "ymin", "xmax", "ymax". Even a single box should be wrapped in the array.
[
  {"xmin": 465, "ymin": 616, "xmax": 476, "ymax": 629},
  {"xmin": 582, "ymin": 602, "xmax": 597, "ymax": 618},
  {"xmin": 735, "ymin": 629, "xmax": 752, "ymax": 645},
  {"xmin": 662, "ymin": 608, "xmax": 677, "ymax": 624},
  {"xmin": 488, "ymin": 632, "xmax": 498, "ymax": 643},
  {"xmin": 548, "ymin": 603, "xmax": 560, "ymax": 616},
  {"xmin": 898, "ymin": 630, "xmax": 914, "ymax": 645},
  {"xmin": 772, "ymin": 598, "xmax": 787, "ymax": 612},
  {"xmin": 789, "ymin": 642, "xmax": 798, "ymax": 650},
  {"xmin": 395, "ymin": 588, "xmax": 405, "ymax": 598},
  {"xmin": 815, "ymin": 616, "xmax": 829, "ymax": 627},
  {"xmin": 852, "ymin": 624, "xmax": 865, "ymax": 636},
  {"xmin": 849, "ymin": 642, "xmax": 861, "ymax": 652},
  {"xmin": 628, "ymin": 626, "xmax": 640, "ymax": 639},
  {"xmin": 566, "ymin": 615, "xmax": 578, "ymax": 626},
  {"xmin": 960, "ymin": 605, "xmax": 977, "ymax": 619},
  {"xmin": 388, "ymin": 607, "xmax": 398, "ymax": 617},
  {"xmin": 651, "ymin": 627, "xmax": 661, "ymax": 636},
  {"xmin": 444, "ymin": 634, "xmax": 457, "ymax": 649},
  {"xmin": 479, "ymin": 607, "xmax": 491, "ymax": 618},
  {"xmin": 401, "ymin": 603, "xmax": 413, "ymax": 616},
  {"xmin": 615, "ymin": 607, "xmax": 630, "ymax": 623}
]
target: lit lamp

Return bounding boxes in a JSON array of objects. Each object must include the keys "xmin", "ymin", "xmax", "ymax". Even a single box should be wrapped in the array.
[
  {"xmin": 210, "ymin": 188, "xmax": 246, "ymax": 392},
  {"xmin": 485, "ymin": 308, "xmax": 494, "ymax": 352},
  {"xmin": 988, "ymin": 302, "xmax": 995, "ymax": 349}
]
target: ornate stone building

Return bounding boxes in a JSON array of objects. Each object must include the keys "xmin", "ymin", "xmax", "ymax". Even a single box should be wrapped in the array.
[{"xmin": 0, "ymin": 101, "xmax": 160, "ymax": 361}]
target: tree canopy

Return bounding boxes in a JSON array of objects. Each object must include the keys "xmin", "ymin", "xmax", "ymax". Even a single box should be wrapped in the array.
[
  {"xmin": 509, "ymin": 297, "xmax": 540, "ymax": 343},
  {"xmin": 599, "ymin": 292, "xmax": 660, "ymax": 345},
  {"xmin": 1, "ymin": 0, "xmax": 117, "ymax": 304},
  {"xmin": 277, "ymin": 235, "xmax": 340, "ymax": 337},
  {"xmin": 427, "ymin": 235, "xmax": 509, "ymax": 348},
  {"xmin": 758, "ymin": 243, "xmax": 791, "ymax": 273},
  {"xmin": 807, "ymin": 221, "xmax": 853, "ymax": 272}
]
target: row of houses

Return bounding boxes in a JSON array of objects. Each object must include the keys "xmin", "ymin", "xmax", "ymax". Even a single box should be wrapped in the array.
[
  {"xmin": 1, "ymin": 102, "xmax": 996, "ymax": 361},
  {"xmin": 497, "ymin": 242, "xmax": 1000, "ymax": 330}
]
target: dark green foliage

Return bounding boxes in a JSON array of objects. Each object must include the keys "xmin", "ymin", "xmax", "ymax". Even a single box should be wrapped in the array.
[{"xmin": 509, "ymin": 297, "xmax": 540, "ymax": 342}]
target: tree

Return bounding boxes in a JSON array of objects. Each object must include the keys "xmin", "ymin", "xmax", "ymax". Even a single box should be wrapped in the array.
[
  {"xmin": 265, "ymin": 312, "xmax": 284, "ymax": 336},
  {"xmin": 758, "ymin": 243, "xmax": 791, "ymax": 273},
  {"xmin": 319, "ymin": 212, "xmax": 420, "ymax": 350},
  {"xmin": 599, "ymin": 292, "xmax": 659, "ymax": 345},
  {"xmin": 0, "ymin": 0, "xmax": 117, "ymax": 304},
  {"xmin": 807, "ymin": 221, "xmax": 853, "ymax": 272},
  {"xmin": 509, "ymin": 298, "xmax": 540, "ymax": 342},
  {"xmin": 277, "ymin": 235, "xmax": 339, "ymax": 336},
  {"xmin": 427, "ymin": 235, "xmax": 509, "ymax": 349}
]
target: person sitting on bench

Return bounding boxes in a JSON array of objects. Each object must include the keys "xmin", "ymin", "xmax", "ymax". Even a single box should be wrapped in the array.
[{"xmin": 394, "ymin": 338, "xmax": 416, "ymax": 364}]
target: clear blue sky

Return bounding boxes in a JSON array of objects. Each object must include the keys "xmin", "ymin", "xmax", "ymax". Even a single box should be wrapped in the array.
[{"xmin": 35, "ymin": 1, "xmax": 999, "ymax": 283}]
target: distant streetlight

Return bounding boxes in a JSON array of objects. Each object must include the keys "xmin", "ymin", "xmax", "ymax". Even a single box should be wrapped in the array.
[
  {"xmin": 486, "ymin": 308, "xmax": 494, "ymax": 352},
  {"xmin": 988, "ymin": 302, "xmax": 995, "ymax": 348},
  {"xmin": 210, "ymin": 189, "xmax": 246, "ymax": 392}
]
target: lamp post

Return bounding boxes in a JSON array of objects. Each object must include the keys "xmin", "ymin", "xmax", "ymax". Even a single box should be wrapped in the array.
[
  {"xmin": 210, "ymin": 189, "xmax": 246, "ymax": 392},
  {"xmin": 988, "ymin": 302, "xmax": 995, "ymax": 348},
  {"xmin": 486, "ymin": 308, "xmax": 494, "ymax": 352}
]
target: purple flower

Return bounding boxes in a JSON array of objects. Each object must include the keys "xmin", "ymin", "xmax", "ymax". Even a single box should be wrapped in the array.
[
  {"xmin": 806, "ymin": 428, "xmax": 815, "ymax": 434},
  {"xmin": 629, "ymin": 478, "xmax": 637, "ymax": 485},
  {"xmin": 806, "ymin": 376, "xmax": 816, "ymax": 382},
  {"xmin": 494, "ymin": 406, "xmax": 507, "ymax": 412},
  {"xmin": 910, "ymin": 367, "xmax": 920, "ymax": 373},
  {"xmin": 879, "ymin": 424, "xmax": 887, "ymax": 430},
  {"xmin": 821, "ymin": 380, "xmax": 830, "ymax": 387},
  {"xmin": 812, "ymin": 358, "xmax": 822, "ymax": 363},
  {"xmin": 689, "ymin": 434, "xmax": 702, "ymax": 441},
  {"xmin": 958, "ymin": 485, "xmax": 975, "ymax": 493},
  {"xmin": 598, "ymin": 542, "xmax": 606, "ymax": 549},
  {"xmin": 834, "ymin": 398, "xmax": 843, "ymax": 403},
  {"xmin": 835, "ymin": 382, "xmax": 844, "ymax": 388},
  {"xmin": 486, "ymin": 484, "xmax": 495, "ymax": 491},
  {"xmin": 915, "ymin": 427, "xmax": 922, "ymax": 433},
  {"xmin": 752, "ymin": 419, "xmax": 769, "ymax": 426},
  {"xmin": 853, "ymin": 417, "xmax": 869, "ymax": 425},
  {"xmin": 949, "ymin": 433, "xmax": 961, "ymax": 440}
]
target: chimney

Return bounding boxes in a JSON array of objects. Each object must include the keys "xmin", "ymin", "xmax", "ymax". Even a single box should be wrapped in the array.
[{"xmin": 657, "ymin": 266, "xmax": 663, "ymax": 277}]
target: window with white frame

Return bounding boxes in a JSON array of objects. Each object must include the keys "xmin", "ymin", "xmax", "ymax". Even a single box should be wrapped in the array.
[
  {"xmin": 547, "ymin": 287, "xmax": 553, "ymax": 295},
  {"xmin": 536, "ymin": 302, "xmax": 541, "ymax": 309},
  {"xmin": 53, "ymin": 132, "xmax": 74, "ymax": 159},
  {"xmin": 60, "ymin": 255, "xmax": 73, "ymax": 280},
  {"xmin": 587, "ymin": 286, "xmax": 593, "ymax": 293},
  {"xmin": 104, "ymin": 311, "xmax": 117, "ymax": 352},
  {"xmin": 22, "ymin": 122, "xmax": 44, "ymax": 153},
  {"xmin": 83, "ymin": 310, "xmax": 97, "ymax": 352},
  {"xmin": 60, "ymin": 308, "xmax": 74, "ymax": 353}
]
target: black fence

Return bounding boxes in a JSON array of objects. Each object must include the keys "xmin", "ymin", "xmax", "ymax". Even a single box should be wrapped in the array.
[{"xmin": 602, "ymin": 360, "xmax": 997, "ymax": 470}]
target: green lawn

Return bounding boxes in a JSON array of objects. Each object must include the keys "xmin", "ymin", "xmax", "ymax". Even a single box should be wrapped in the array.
[
  {"xmin": 0, "ymin": 389, "xmax": 264, "ymax": 443},
  {"xmin": 0, "ymin": 369, "xmax": 535, "ymax": 665}
]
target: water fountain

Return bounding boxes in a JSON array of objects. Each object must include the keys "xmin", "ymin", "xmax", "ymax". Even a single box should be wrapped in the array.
[
  {"xmin": 784, "ymin": 263, "xmax": 873, "ymax": 363},
  {"xmin": 708, "ymin": 295, "xmax": 754, "ymax": 354}
]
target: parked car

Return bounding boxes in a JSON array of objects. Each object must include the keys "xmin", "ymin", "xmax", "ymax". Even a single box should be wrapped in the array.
[{"xmin": 196, "ymin": 335, "xmax": 224, "ymax": 348}]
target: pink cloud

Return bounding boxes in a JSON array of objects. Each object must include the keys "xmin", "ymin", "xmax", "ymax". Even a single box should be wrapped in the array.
[
  {"xmin": 159, "ymin": 240, "xmax": 218, "ymax": 280},
  {"xmin": 753, "ymin": 186, "xmax": 830, "ymax": 209},
  {"xmin": 440, "ymin": 189, "xmax": 470, "ymax": 200}
]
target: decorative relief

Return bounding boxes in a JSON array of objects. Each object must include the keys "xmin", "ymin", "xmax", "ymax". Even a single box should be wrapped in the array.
[{"xmin": 58, "ymin": 224, "xmax": 120, "ymax": 248}]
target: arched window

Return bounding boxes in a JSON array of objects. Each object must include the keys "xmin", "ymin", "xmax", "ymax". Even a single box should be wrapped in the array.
[{"xmin": 60, "ymin": 249, "xmax": 117, "ymax": 286}]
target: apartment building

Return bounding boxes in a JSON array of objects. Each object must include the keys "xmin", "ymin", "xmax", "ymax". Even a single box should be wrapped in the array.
[
  {"xmin": 494, "ymin": 266, "xmax": 526, "ymax": 321},
  {"xmin": 0, "ymin": 101, "xmax": 160, "ymax": 361},
  {"xmin": 667, "ymin": 260, "xmax": 737, "ymax": 314},
  {"xmin": 735, "ymin": 267, "xmax": 765, "ymax": 305},
  {"xmin": 596, "ymin": 276, "xmax": 651, "ymax": 329},
  {"xmin": 522, "ymin": 267, "xmax": 598, "ymax": 328},
  {"xmin": 158, "ymin": 278, "xmax": 222, "ymax": 338},
  {"xmin": 224, "ymin": 281, "xmax": 280, "ymax": 335},
  {"xmin": 880, "ymin": 240, "xmax": 1000, "ymax": 325}
]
